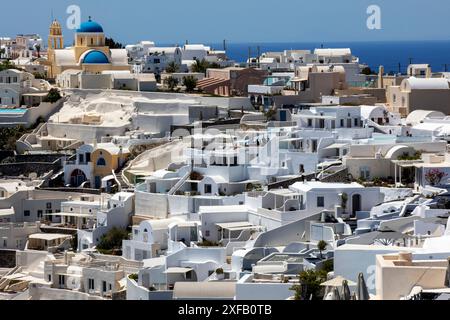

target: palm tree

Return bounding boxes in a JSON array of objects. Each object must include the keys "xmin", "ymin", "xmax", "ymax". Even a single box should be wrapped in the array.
[
  {"xmin": 165, "ymin": 61, "xmax": 180, "ymax": 73},
  {"xmin": 35, "ymin": 44, "xmax": 41, "ymax": 58},
  {"xmin": 317, "ymin": 240, "xmax": 328, "ymax": 259}
]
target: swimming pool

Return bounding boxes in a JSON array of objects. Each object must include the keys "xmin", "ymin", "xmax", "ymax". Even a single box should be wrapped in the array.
[{"xmin": 0, "ymin": 108, "xmax": 27, "ymax": 114}]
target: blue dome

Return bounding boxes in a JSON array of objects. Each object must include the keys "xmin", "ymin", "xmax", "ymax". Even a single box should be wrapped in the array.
[
  {"xmin": 83, "ymin": 51, "xmax": 109, "ymax": 64},
  {"xmin": 77, "ymin": 19, "xmax": 104, "ymax": 33}
]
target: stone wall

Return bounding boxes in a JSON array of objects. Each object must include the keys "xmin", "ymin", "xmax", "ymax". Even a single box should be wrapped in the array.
[
  {"xmin": 0, "ymin": 162, "xmax": 61, "ymax": 178},
  {"xmin": 320, "ymin": 168, "xmax": 350, "ymax": 183}
]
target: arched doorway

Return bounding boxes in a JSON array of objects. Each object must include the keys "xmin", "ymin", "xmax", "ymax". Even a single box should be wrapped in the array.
[
  {"xmin": 70, "ymin": 169, "xmax": 87, "ymax": 187},
  {"xmin": 352, "ymin": 194, "xmax": 361, "ymax": 217}
]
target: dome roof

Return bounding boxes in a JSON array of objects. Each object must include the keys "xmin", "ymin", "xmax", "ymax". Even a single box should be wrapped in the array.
[
  {"xmin": 83, "ymin": 50, "xmax": 109, "ymax": 64},
  {"xmin": 76, "ymin": 18, "xmax": 104, "ymax": 33}
]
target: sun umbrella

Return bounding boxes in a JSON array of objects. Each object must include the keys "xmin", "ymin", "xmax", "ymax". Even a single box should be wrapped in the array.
[
  {"xmin": 340, "ymin": 280, "xmax": 352, "ymax": 300},
  {"xmin": 357, "ymin": 273, "xmax": 370, "ymax": 300},
  {"xmin": 320, "ymin": 275, "xmax": 356, "ymax": 287}
]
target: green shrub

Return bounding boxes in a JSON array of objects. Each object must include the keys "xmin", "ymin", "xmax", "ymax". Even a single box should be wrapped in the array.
[{"xmin": 96, "ymin": 227, "xmax": 129, "ymax": 254}]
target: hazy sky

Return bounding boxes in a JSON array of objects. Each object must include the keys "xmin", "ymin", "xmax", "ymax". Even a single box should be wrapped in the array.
[{"xmin": 2, "ymin": 0, "xmax": 450, "ymax": 44}]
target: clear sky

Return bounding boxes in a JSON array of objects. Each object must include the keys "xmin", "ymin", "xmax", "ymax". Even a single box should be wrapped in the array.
[{"xmin": 2, "ymin": 0, "xmax": 450, "ymax": 44}]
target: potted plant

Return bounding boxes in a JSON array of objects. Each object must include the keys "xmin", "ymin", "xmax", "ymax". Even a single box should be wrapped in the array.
[
  {"xmin": 215, "ymin": 268, "xmax": 225, "ymax": 280},
  {"xmin": 317, "ymin": 240, "xmax": 328, "ymax": 259}
]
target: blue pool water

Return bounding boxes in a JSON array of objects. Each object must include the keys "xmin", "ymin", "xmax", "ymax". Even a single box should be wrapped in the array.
[{"xmin": 0, "ymin": 109, "xmax": 27, "ymax": 114}]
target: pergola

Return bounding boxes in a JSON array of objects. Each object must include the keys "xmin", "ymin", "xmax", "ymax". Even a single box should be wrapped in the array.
[{"xmin": 392, "ymin": 159, "xmax": 423, "ymax": 187}]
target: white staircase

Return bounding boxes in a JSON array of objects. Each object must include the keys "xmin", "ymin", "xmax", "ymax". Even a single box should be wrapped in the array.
[{"xmin": 167, "ymin": 171, "xmax": 191, "ymax": 196}]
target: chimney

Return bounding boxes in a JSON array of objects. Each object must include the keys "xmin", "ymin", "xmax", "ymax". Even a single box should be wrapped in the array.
[
  {"xmin": 426, "ymin": 66, "xmax": 432, "ymax": 78},
  {"xmin": 378, "ymin": 65, "xmax": 384, "ymax": 88}
]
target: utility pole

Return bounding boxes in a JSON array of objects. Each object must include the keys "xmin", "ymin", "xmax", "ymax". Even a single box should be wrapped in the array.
[
  {"xmin": 223, "ymin": 39, "xmax": 226, "ymax": 51},
  {"xmin": 248, "ymin": 47, "xmax": 251, "ymax": 67},
  {"xmin": 444, "ymin": 64, "xmax": 448, "ymax": 72},
  {"xmin": 408, "ymin": 57, "xmax": 413, "ymax": 65},
  {"xmin": 398, "ymin": 62, "xmax": 402, "ymax": 75}
]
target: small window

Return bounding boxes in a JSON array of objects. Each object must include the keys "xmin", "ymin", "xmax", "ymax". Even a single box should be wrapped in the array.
[
  {"xmin": 37, "ymin": 210, "xmax": 43, "ymax": 218},
  {"xmin": 204, "ymin": 184, "xmax": 212, "ymax": 194},
  {"xmin": 24, "ymin": 210, "xmax": 30, "ymax": 217},
  {"xmin": 205, "ymin": 230, "xmax": 210, "ymax": 237},
  {"xmin": 46, "ymin": 202, "xmax": 52, "ymax": 209},
  {"xmin": 317, "ymin": 196, "xmax": 325, "ymax": 208}
]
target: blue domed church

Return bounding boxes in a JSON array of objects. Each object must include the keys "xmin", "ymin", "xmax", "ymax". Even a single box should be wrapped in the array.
[{"xmin": 47, "ymin": 17, "xmax": 130, "ymax": 78}]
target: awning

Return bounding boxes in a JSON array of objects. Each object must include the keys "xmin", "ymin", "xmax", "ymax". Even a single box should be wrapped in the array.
[
  {"xmin": 164, "ymin": 267, "xmax": 193, "ymax": 274},
  {"xmin": 325, "ymin": 143, "xmax": 348, "ymax": 150},
  {"xmin": 44, "ymin": 212, "xmax": 93, "ymax": 218},
  {"xmin": 216, "ymin": 222, "xmax": 254, "ymax": 230},
  {"xmin": 290, "ymin": 77, "xmax": 307, "ymax": 82},
  {"xmin": 0, "ymin": 208, "xmax": 14, "ymax": 217},
  {"xmin": 58, "ymin": 273, "xmax": 82, "ymax": 278}
]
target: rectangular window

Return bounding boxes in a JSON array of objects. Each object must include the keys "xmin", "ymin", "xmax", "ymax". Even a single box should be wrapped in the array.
[
  {"xmin": 204, "ymin": 184, "xmax": 212, "ymax": 194},
  {"xmin": 317, "ymin": 196, "xmax": 325, "ymax": 208},
  {"xmin": 48, "ymin": 275, "xmax": 51, "ymax": 282},
  {"xmin": 354, "ymin": 118, "xmax": 359, "ymax": 126},
  {"xmin": 307, "ymin": 119, "xmax": 313, "ymax": 127},
  {"xmin": 37, "ymin": 210, "xmax": 43, "ymax": 218},
  {"xmin": 24, "ymin": 210, "xmax": 30, "ymax": 217},
  {"xmin": 89, "ymin": 279, "xmax": 95, "ymax": 290},
  {"xmin": 340, "ymin": 119, "xmax": 344, "ymax": 127},
  {"xmin": 102, "ymin": 281, "xmax": 107, "ymax": 292},
  {"xmin": 46, "ymin": 202, "xmax": 52, "ymax": 209}
]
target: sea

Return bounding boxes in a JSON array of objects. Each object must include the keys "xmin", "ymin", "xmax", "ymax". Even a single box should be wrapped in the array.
[{"xmin": 203, "ymin": 40, "xmax": 450, "ymax": 74}]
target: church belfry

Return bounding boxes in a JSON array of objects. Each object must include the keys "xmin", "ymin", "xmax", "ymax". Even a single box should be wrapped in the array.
[{"xmin": 48, "ymin": 20, "xmax": 64, "ymax": 49}]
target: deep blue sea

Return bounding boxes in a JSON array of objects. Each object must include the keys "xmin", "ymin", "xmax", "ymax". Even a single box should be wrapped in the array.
[{"xmin": 205, "ymin": 40, "xmax": 450, "ymax": 73}]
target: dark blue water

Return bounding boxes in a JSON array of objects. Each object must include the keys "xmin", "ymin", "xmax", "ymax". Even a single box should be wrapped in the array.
[{"xmin": 206, "ymin": 40, "xmax": 450, "ymax": 73}]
